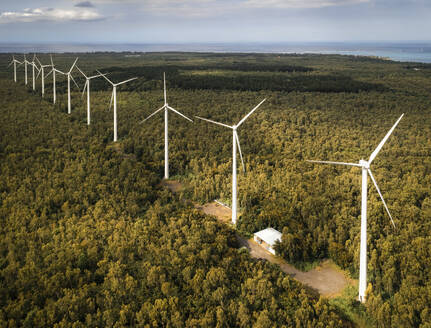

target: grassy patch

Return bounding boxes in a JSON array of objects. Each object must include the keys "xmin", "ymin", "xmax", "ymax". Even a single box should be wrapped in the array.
[
  {"xmin": 290, "ymin": 259, "xmax": 321, "ymax": 271},
  {"xmin": 330, "ymin": 285, "xmax": 375, "ymax": 328}
]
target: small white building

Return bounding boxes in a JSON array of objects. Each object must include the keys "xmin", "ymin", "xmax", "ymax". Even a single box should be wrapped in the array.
[{"xmin": 253, "ymin": 228, "xmax": 282, "ymax": 255}]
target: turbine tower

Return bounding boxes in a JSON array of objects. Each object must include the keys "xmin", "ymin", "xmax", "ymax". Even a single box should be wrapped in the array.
[
  {"xmin": 195, "ymin": 98, "xmax": 266, "ymax": 225},
  {"xmin": 76, "ymin": 66, "xmax": 105, "ymax": 125},
  {"xmin": 307, "ymin": 114, "xmax": 404, "ymax": 303},
  {"xmin": 7, "ymin": 56, "xmax": 23, "ymax": 82},
  {"xmin": 35, "ymin": 57, "xmax": 51, "ymax": 98},
  {"xmin": 98, "ymin": 70, "xmax": 137, "ymax": 142},
  {"xmin": 140, "ymin": 73, "xmax": 193, "ymax": 179},
  {"xmin": 65, "ymin": 58, "xmax": 79, "ymax": 114},
  {"xmin": 46, "ymin": 55, "xmax": 66, "ymax": 104}
]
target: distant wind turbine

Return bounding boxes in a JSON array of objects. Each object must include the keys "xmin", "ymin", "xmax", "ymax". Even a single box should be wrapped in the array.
[
  {"xmin": 76, "ymin": 66, "xmax": 105, "ymax": 125},
  {"xmin": 35, "ymin": 57, "xmax": 51, "ymax": 98},
  {"xmin": 45, "ymin": 55, "xmax": 70, "ymax": 105},
  {"xmin": 30, "ymin": 54, "xmax": 39, "ymax": 91},
  {"xmin": 98, "ymin": 70, "xmax": 137, "ymax": 142},
  {"xmin": 140, "ymin": 73, "xmax": 193, "ymax": 179},
  {"xmin": 65, "ymin": 58, "xmax": 79, "ymax": 114},
  {"xmin": 7, "ymin": 56, "xmax": 23, "ymax": 83},
  {"xmin": 307, "ymin": 114, "xmax": 404, "ymax": 303},
  {"xmin": 195, "ymin": 98, "xmax": 266, "ymax": 225},
  {"xmin": 23, "ymin": 54, "xmax": 31, "ymax": 85}
]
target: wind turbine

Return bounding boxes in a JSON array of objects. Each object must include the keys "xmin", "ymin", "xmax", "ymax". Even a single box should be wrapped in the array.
[
  {"xmin": 7, "ymin": 56, "xmax": 23, "ymax": 82},
  {"xmin": 140, "ymin": 73, "xmax": 193, "ymax": 179},
  {"xmin": 76, "ymin": 66, "xmax": 105, "ymax": 125},
  {"xmin": 97, "ymin": 70, "xmax": 137, "ymax": 142},
  {"xmin": 46, "ymin": 55, "xmax": 66, "ymax": 104},
  {"xmin": 64, "ymin": 58, "xmax": 80, "ymax": 114},
  {"xmin": 195, "ymin": 98, "xmax": 266, "ymax": 225},
  {"xmin": 23, "ymin": 54, "xmax": 31, "ymax": 86},
  {"xmin": 30, "ymin": 54, "xmax": 39, "ymax": 91},
  {"xmin": 307, "ymin": 114, "xmax": 404, "ymax": 303},
  {"xmin": 35, "ymin": 57, "xmax": 51, "ymax": 98}
]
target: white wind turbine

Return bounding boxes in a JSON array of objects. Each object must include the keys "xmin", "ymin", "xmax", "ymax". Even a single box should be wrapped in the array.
[
  {"xmin": 195, "ymin": 98, "xmax": 266, "ymax": 225},
  {"xmin": 307, "ymin": 114, "xmax": 404, "ymax": 303},
  {"xmin": 30, "ymin": 54, "xmax": 39, "ymax": 91},
  {"xmin": 45, "ymin": 55, "xmax": 66, "ymax": 104},
  {"xmin": 7, "ymin": 56, "xmax": 23, "ymax": 82},
  {"xmin": 76, "ymin": 66, "xmax": 105, "ymax": 125},
  {"xmin": 97, "ymin": 70, "xmax": 137, "ymax": 142},
  {"xmin": 65, "ymin": 58, "xmax": 79, "ymax": 114},
  {"xmin": 23, "ymin": 54, "xmax": 31, "ymax": 85},
  {"xmin": 35, "ymin": 57, "xmax": 51, "ymax": 98},
  {"xmin": 140, "ymin": 73, "xmax": 193, "ymax": 179}
]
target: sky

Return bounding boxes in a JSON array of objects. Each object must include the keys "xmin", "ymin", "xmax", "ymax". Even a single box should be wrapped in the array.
[{"xmin": 0, "ymin": 0, "xmax": 430, "ymax": 43}]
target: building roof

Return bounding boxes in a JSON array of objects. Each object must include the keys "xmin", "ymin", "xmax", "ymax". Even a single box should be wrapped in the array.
[{"xmin": 254, "ymin": 228, "xmax": 282, "ymax": 246}]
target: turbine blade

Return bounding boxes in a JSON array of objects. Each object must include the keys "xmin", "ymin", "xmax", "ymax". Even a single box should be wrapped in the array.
[
  {"xmin": 89, "ymin": 73, "xmax": 105, "ymax": 79},
  {"xmin": 236, "ymin": 98, "xmax": 266, "ymax": 128},
  {"xmin": 369, "ymin": 114, "xmax": 404, "ymax": 164},
  {"xmin": 70, "ymin": 73, "xmax": 79, "ymax": 89},
  {"xmin": 368, "ymin": 169, "xmax": 396, "ymax": 228},
  {"xmin": 50, "ymin": 54, "xmax": 54, "ymax": 67},
  {"xmin": 164, "ymin": 72, "xmax": 167, "ymax": 105},
  {"xmin": 194, "ymin": 116, "xmax": 233, "ymax": 129},
  {"xmin": 55, "ymin": 68, "xmax": 65, "ymax": 75},
  {"xmin": 167, "ymin": 105, "xmax": 193, "ymax": 122},
  {"xmin": 235, "ymin": 131, "xmax": 245, "ymax": 173},
  {"xmin": 36, "ymin": 57, "xmax": 42, "ymax": 66},
  {"xmin": 36, "ymin": 68, "xmax": 41, "ymax": 80},
  {"xmin": 69, "ymin": 57, "xmax": 79, "ymax": 73},
  {"xmin": 115, "ymin": 77, "xmax": 137, "ymax": 86},
  {"xmin": 109, "ymin": 89, "xmax": 114, "ymax": 111},
  {"xmin": 7, "ymin": 61, "xmax": 13, "ymax": 68},
  {"xmin": 45, "ymin": 69, "xmax": 53, "ymax": 78},
  {"xmin": 82, "ymin": 80, "xmax": 88, "ymax": 98},
  {"xmin": 140, "ymin": 105, "xmax": 166, "ymax": 123},
  {"xmin": 97, "ymin": 70, "xmax": 114, "ymax": 85},
  {"xmin": 306, "ymin": 160, "xmax": 362, "ymax": 167},
  {"xmin": 75, "ymin": 66, "xmax": 87, "ymax": 79}
]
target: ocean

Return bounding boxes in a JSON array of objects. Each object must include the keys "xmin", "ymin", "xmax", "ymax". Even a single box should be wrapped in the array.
[{"xmin": 1, "ymin": 42, "xmax": 431, "ymax": 64}]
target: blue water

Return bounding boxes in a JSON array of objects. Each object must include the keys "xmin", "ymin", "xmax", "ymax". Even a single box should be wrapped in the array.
[{"xmin": 1, "ymin": 42, "xmax": 431, "ymax": 64}]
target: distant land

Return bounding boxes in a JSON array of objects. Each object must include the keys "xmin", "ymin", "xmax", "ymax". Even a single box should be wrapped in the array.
[{"xmin": 1, "ymin": 42, "xmax": 431, "ymax": 63}]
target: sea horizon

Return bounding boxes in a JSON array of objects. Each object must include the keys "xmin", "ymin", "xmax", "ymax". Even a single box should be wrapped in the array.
[{"xmin": 1, "ymin": 41, "xmax": 431, "ymax": 64}]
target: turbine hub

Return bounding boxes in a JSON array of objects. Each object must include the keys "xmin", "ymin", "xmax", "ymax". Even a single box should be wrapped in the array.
[{"xmin": 359, "ymin": 159, "xmax": 369, "ymax": 169}]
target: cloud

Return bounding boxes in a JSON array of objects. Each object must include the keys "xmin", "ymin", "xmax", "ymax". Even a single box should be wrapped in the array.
[
  {"xmin": 75, "ymin": 1, "xmax": 95, "ymax": 8},
  {"xmin": 0, "ymin": 7, "xmax": 103, "ymax": 23}
]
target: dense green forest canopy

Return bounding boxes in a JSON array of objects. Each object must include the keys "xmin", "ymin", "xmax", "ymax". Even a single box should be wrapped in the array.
[{"xmin": 0, "ymin": 52, "xmax": 430, "ymax": 327}]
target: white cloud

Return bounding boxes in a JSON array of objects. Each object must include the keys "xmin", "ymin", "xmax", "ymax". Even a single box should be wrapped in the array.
[{"xmin": 0, "ymin": 7, "xmax": 104, "ymax": 23}]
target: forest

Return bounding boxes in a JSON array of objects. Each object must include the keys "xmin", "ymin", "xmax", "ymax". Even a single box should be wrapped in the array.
[{"xmin": 0, "ymin": 51, "xmax": 430, "ymax": 327}]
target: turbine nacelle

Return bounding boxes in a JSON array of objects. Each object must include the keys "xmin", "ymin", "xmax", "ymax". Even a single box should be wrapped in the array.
[{"xmin": 359, "ymin": 159, "xmax": 370, "ymax": 169}]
